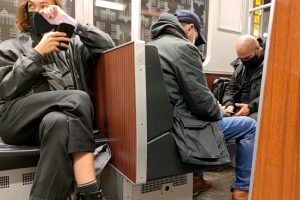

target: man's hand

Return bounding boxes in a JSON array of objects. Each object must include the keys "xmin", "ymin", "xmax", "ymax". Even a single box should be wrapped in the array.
[
  {"xmin": 34, "ymin": 32, "xmax": 71, "ymax": 56},
  {"xmin": 224, "ymin": 105, "xmax": 234, "ymax": 113},
  {"xmin": 223, "ymin": 105, "xmax": 234, "ymax": 117},
  {"xmin": 234, "ymin": 103, "xmax": 250, "ymax": 116},
  {"xmin": 39, "ymin": 5, "xmax": 77, "ymax": 27}
]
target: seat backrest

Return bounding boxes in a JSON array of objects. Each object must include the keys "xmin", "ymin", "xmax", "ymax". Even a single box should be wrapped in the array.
[
  {"xmin": 145, "ymin": 45, "xmax": 173, "ymax": 141},
  {"xmin": 211, "ymin": 77, "xmax": 231, "ymax": 104}
]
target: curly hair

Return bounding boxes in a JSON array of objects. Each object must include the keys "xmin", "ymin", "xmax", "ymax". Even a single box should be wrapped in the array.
[{"xmin": 15, "ymin": 0, "xmax": 63, "ymax": 32}]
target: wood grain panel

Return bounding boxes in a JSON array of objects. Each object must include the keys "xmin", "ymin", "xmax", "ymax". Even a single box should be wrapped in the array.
[
  {"xmin": 252, "ymin": 1, "xmax": 300, "ymax": 199},
  {"xmin": 92, "ymin": 43, "xmax": 137, "ymax": 183}
]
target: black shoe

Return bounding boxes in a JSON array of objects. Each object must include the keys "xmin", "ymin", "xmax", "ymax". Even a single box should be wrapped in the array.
[{"xmin": 77, "ymin": 190, "xmax": 103, "ymax": 200}]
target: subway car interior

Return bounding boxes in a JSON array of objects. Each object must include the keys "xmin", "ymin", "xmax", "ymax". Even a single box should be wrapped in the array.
[{"xmin": 0, "ymin": 0, "xmax": 299, "ymax": 200}]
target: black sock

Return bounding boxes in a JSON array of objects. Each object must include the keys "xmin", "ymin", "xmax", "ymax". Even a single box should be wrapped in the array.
[{"xmin": 77, "ymin": 180, "xmax": 99, "ymax": 194}]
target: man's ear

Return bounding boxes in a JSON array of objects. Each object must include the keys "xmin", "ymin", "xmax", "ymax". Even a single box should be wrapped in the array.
[
  {"xmin": 256, "ymin": 46, "xmax": 262, "ymax": 55},
  {"xmin": 187, "ymin": 24, "xmax": 194, "ymax": 32}
]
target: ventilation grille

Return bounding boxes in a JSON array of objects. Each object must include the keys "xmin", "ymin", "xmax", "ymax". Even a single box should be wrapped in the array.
[
  {"xmin": 22, "ymin": 173, "xmax": 35, "ymax": 185},
  {"xmin": 141, "ymin": 174, "xmax": 187, "ymax": 194},
  {"xmin": 0, "ymin": 176, "xmax": 9, "ymax": 189}
]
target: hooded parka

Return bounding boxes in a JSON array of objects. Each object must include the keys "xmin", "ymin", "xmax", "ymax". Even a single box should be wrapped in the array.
[{"xmin": 148, "ymin": 13, "xmax": 230, "ymax": 165}]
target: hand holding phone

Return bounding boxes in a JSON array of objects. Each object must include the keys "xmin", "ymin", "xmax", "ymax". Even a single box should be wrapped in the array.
[
  {"xmin": 226, "ymin": 111, "xmax": 235, "ymax": 116},
  {"xmin": 56, "ymin": 23, "xmax": 75, "ymax": 50}
]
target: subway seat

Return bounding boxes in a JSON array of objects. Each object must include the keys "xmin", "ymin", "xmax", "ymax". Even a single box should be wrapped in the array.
[{"xmin": 0, "ymin": 131, "xmax": 108, "ymax": 171}]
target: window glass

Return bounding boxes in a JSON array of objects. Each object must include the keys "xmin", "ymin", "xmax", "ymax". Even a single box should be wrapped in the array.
[
  {"xmin": 250, "ymin": 0, "xmax": 271, "ymax": 39},
  {"xmin": 141, "ymin": 0, "xmax": 208, "ymax": 56},
  {"xmin": 261, "ymin": 7, "xmax": 270, "ymax": 38},
  {"xmin": 0, "ymin": 0, "xmax": 74, "ymax": 42},
  {"xmin": 263, "ymin": 0, "xmax": 271, "ymax": 4},
  {"xmin": 141, "ymin": 0, "xmax": 191, "ymax": 42},
  {"xmin": 193, "ymin": 0, "xmax": 208, "ymax": 55},
  {"xmin": 94, "ymin": 0, "xmax": 131, "ymax": 46}
]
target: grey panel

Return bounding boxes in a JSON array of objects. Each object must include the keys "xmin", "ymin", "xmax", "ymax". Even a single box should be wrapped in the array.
[
  {"xmin": 145, "ymin": 45, "xmax": 173, "ymax": 141},
  {"xmin": 147, "ymin": 133, "xmax": 199, "ymax": 180}
]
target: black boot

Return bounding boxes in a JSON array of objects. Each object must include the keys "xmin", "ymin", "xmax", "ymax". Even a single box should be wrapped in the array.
[{"xmin": 77, "ymin": 190, "xmax": 103, "ymax": 200}]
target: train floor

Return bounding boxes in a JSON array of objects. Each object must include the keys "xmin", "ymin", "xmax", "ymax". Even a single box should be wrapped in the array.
[{"xmin": 193, "ymin": 166, "xmax": 235, "ymax": 200}]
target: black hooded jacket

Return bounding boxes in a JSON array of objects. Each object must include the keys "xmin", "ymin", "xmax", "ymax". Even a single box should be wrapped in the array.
[
  {"xmin": 222, "ymin": 52, "xmax": 264, "ymax": 114},
  {"xmin": 0, "ymin": 23, "xmax": 115, "ymax": 104}
]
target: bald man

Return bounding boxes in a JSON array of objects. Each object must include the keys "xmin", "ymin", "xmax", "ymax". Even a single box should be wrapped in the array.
[{"xmin": 223, "ymin": 35, "xmax": 264, "ymax": 120}]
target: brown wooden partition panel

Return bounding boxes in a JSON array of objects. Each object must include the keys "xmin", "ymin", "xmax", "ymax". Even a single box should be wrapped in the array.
[
  {"xmin": 92, "ymin": 42, "xmax": 147, "ymax": 184},
  {"xmin": 251, "ymin": 1, "xmax": 300, "ymax": 199}
]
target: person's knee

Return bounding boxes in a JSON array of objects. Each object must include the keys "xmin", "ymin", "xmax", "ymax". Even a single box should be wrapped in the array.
[
  {"xmin": 39, "ymin": 112, "xmax": 68, "ymax": 142},
  {"xmin": 72, "ymin": 90, "xmax": 91, "ymax": 103},
  {"xmin": 41, "ymin": 111, "xmax": 67, "ymax": 125},
  {"xmin": 243, "ymin": 117, "xmax": 256, "ymax": 138},
  {"xmin": 66, "ymin": 91, "xmax": 93, "ymax": 114},
  {"xmin": 247, "ymin": 117, "xmax": 256, "ymax": 131}
]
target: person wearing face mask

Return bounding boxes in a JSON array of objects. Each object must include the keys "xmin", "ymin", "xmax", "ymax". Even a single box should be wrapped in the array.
[
  {"xmin": 0, "ymin": 0, "xmax": 115, "ymax": 200},
  {"xmin": 175, "ymin": 9, "xmax": 212, "ymax": 196},
  {"xmin": 148, "ymin": 10, "xmax": 257, "ymax": 200},
  {"xmin": 222, "ymin": 35, "xmax": 264, "ymax": 120}
]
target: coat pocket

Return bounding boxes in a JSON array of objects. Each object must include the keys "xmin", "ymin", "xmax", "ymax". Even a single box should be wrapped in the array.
[
  {"xmin": 180, "ymin": 117, "xmax": 209, "ymax": 129},
  {"xmin": 176, "ymin": 116, "xmax": 221, "ymax": 160}
]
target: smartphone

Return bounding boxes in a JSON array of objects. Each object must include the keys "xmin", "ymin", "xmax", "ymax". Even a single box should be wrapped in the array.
[
  {"xmin": 226, "ymin": 111, "xmax": 235, "ymax": 115},
  {"xmin": 56, "ymin": 23, "xmax": 75, "ymax": 50}
]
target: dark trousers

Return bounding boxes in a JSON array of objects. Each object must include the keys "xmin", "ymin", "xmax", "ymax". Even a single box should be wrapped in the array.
[{"xmin": 0, "ymin": 90, "xmax": 96, "ymax": 200}]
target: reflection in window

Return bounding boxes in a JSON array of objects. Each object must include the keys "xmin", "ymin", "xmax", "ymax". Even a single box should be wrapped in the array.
[
  {"xmin": 0, "ymin": 0, "xmax": 74, "ymax": 42},
  {"xmin": 141, "ymin": 0, "xmax": 208, "ymax": 55},
  {"xmin": 193, "ymin": 0, "xmax": 208, "ymax": 55},
  {"xmin": 261, "ymin": 7, "xmax": 270, "ymax": 38},
  {"xmin": 92, "ymin": 0, "xmax": 208, "ymax": 49},
  {"xmin": 94, "ymin": 0, "xmax": 131, "ymax": 46},
  {"xmin": 141, "ymin": 0, "xmax": 191, "ymax": 42}
]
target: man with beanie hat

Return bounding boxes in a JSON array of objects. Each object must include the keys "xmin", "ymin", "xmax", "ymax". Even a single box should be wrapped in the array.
[{"xmin": 148, "ymin": 10, "xmax": 256, "ymax": 200}]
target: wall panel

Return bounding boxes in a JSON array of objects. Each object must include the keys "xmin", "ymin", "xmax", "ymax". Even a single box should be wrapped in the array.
[{"xmin": 251, "ymin": 1, "xmax": 300, "ymax": 199}]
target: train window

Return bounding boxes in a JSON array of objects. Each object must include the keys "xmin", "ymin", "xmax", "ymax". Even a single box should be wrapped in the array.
[
  {"xmin": 140, "ymin": 0, "xmax": 191, "ymax": 43},
  {"xmin": 93, "ymin": 0, "xmax": 208, "ymax": 52},
  {"xmin": 249, "ymin": 0, "xmax": 271, "ymax": 39},
  {"xmin": 140, "ymin": 0, "xmax": 208, "ymax": 56},
  {"xmin": 94, "ymin": 0, "xmax": 132, "ymax": 46},
  {"xmin": 0, "ymin": 0, "xmax": 75, "ymax": 42},
  {"xmin": 193, "ymin": 0, "xmax": 208, "ymax": 56}
]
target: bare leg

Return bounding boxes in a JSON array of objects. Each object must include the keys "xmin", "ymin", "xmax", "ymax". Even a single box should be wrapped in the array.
[{"xmin": 72, "ymin": 152, "xmax": 96, "ymax": 184}]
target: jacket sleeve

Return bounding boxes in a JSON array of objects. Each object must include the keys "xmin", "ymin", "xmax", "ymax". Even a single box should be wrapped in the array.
[
  {"xmin": 222, "ymin": 68, "xmax": 240, "ymax": 107},
  {"xmin": 72, "ymin": 23, "xmax": 115, "ymax": 61},
  {"xmin": 0, "ymin": 39, "xmax": 43, "ymax": 101},
  {"xmin": 248, "ymin": 96, "xmax": 260, "ymax": 113},
  {"xmin": 175, "ymin": 44, "xmax": 224, "ymax": 121}
]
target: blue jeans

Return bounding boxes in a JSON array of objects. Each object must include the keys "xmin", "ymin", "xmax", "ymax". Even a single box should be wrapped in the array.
[{"xmin": 194, "ymin": 116, "xmax": 256, "ymax": 190}]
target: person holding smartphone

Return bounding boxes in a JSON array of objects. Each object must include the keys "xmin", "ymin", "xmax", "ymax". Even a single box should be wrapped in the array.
[
  {"xmin": 149, "ymin": 10, "xmax": 256, "ymax": 200},
  {"xmin": 222, "ymin": 35, "xmax": 264, "ymax": 120},
  {"xmin": 0, "ymin": 0, "xmax": 114, "ymax": 200}
]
